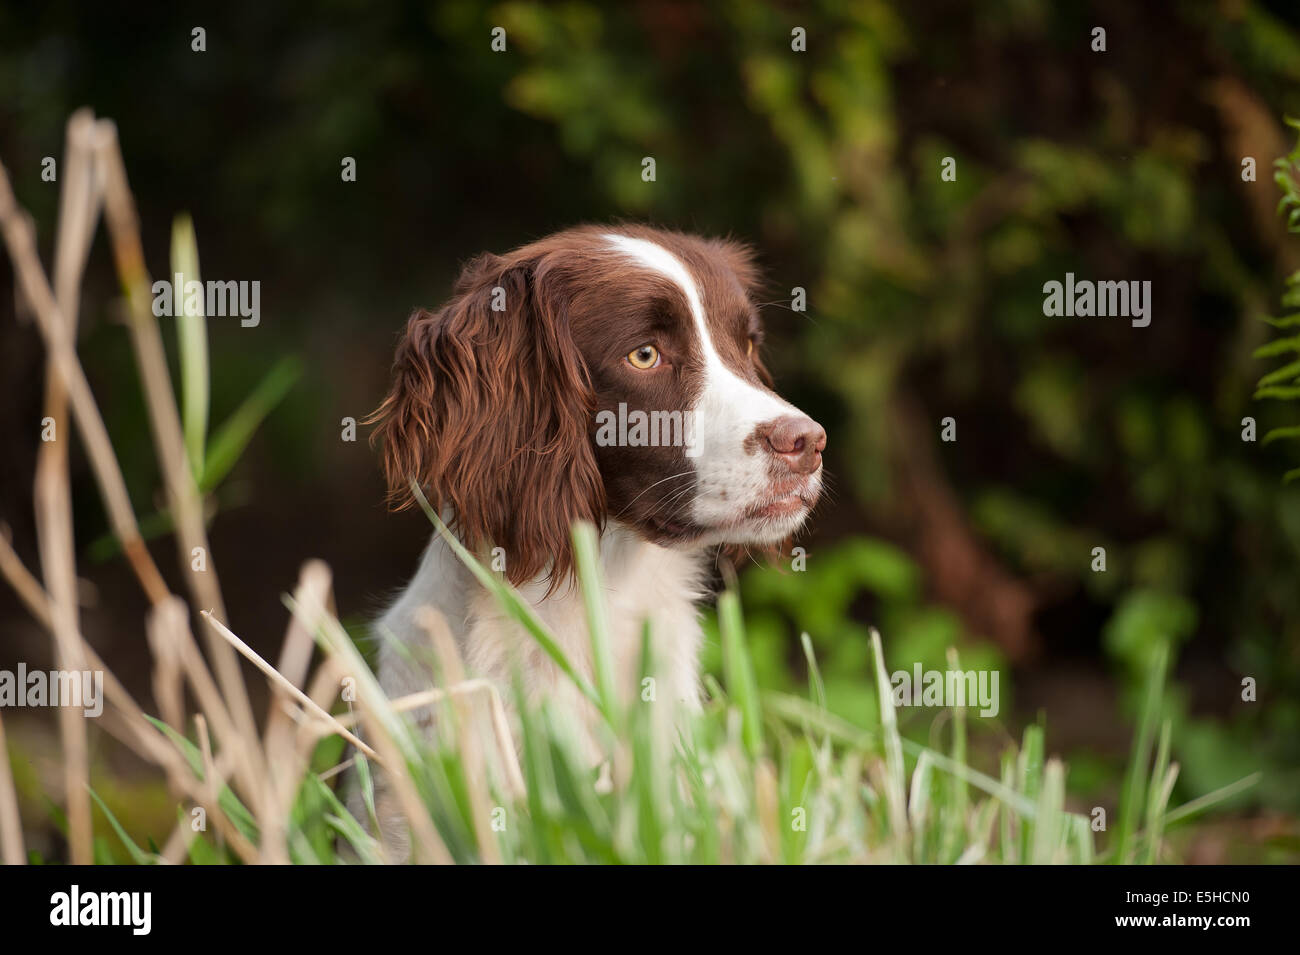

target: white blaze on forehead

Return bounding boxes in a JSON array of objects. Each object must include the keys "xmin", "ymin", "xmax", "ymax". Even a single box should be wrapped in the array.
[
  {"xmin": 602, "ymin": 233, "xmax": 722, "ymax": 368},
  {"xmin": 602, "ymin": 233, "xmax": 814, "ymax": 539},
  {"xmin": 601, "ymin": 233, "xmax": 779, "ymax": 391},
  {"xmin": 600, "ymin": 232, "xmax": 790, "ymax": 410}
]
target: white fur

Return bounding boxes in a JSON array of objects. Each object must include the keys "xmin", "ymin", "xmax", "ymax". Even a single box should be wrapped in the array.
[{"xmin": 375, "ymin": 520, "xmax": 705, "ymax": 747}]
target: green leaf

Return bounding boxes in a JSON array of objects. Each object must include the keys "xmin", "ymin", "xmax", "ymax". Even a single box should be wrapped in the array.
[
  {"xmin": 180, "ymin": 805, "xmax": 226, "ymax": 864},
  {"xmin": 87, "ymin": 787, "xmax": 156, "ymax": 865},
  {"xmin": 304, "ymin": 775, "xmax": 384, "ymax": 864},
  {"xmin": 354, "ymin": 751, "xmax": 380, "ymax": 836},
  {"xmin": 1142, "ymin": 720, "xmax": 1175, "ymax": 864},
  {"xmin": 1252, "ymin": 334, "xmax": 1300, "ymax": 359},
  {"xmin": 718, "ymin": 587, "xmax": 762, "ymax": 757},
  {"xmin": 572, "ymin": 521, "xmax": 620, "ymax": 729},
  {"xmin": 200, "ymin": 356, "xmax": 302, "ymax": 492},
  {"xmin": 869, "ymin": 629, "xmax": 909, "ymax": 851},
  {"xmin": 1262, "ymin": 425, "xmax": 1300, "ymax": 445},
  {"xmin": 1257, "ymin": 313, "xmax": 1300, "ymax": 329},
  {"xmin": 143, "ymin": 715, "xmax": 260, "ymax": 845},
  {"xmin": 171, "ymin": 213, "xmax": 209, "ymax": 479},
  {"xmin": 1254, "ymin": 385, "xmax": 1300, "ymax": 400},
  {"xmin": 1113, "ymin": 642, "xmax": 1168, "ymax": 864},
  {"xmin": 1018, "ymin": 723, "xmax": 1044, "ymax": 861},
  {"xmin": 1256, "ymin": 358, "xmax": 1300, "ymax": 387}
]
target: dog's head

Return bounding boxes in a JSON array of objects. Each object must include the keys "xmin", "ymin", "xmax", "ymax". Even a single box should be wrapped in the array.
[{"xmin": 370, "ymin": 224, "xmax": 825, "ymax": 586}]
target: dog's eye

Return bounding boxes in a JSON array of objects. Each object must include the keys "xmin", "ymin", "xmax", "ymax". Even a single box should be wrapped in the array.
[{"xmin": 627, "ymin": 344, "xmax": 660, "ymax": 369}]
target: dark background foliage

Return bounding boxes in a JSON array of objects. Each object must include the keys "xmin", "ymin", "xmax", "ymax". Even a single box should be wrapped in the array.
[{"xmin": 2, "ymin": 0, "xmax": 1298, "ymax": 860}]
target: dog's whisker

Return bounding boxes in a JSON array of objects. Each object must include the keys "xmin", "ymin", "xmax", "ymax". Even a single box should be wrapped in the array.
[
  {"xmin": 612, "ymin": 469, "xmax": 696, "ymax": 518},
  {"xmin": 643, "ymin": 481, "xmax": 699, "ymax": 520}
]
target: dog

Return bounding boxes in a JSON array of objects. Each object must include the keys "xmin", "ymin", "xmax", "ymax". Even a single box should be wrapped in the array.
[{"xmin": 360, "ymin": 224, "xmax": 825, "ymax": 851}]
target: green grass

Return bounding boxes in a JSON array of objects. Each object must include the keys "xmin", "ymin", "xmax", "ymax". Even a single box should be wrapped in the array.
[{"xmin": 79, "ymin": 488, "xmax": 1257, "ymax": 865}]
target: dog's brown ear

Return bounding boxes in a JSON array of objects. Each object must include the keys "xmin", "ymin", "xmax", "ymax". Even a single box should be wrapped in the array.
[{"xmin": 367, "ymin": 253, "xmax": 604, "ymax": 588}]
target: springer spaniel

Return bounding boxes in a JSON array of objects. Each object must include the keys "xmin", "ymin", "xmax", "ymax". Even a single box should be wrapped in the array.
[{"xmin": 364, "ymin": 225, "xmax": 824, "ymax": 833}]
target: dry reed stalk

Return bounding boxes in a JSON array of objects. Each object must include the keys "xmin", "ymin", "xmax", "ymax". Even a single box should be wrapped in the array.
[
  {"xmin": 0, "ymin": 526, "xmax": 269, "ymax": 865},
  {"xmin": 145, "ymin": 601, "xmax": 280, "ymax": 861},
  {"xmin": 2, "ymin": 123, "xmax": 319, "ymax": 864},
  {"xmin": 332, "ymin": 679, "xmax": 525, "ymax": 801},
  {"xmin": 290, "ymin": 595, "xmax": 452, "ymax": 864},
  {"xmin": 355, "ymin": 703, "xmax": 449, "ymax": 864},
  {"xmin": 25, "ymin": 110, "xmax": 103, "ymax": 864},
  {"xmin": 0, "ymin": 708, "xmax": 25, "ymax": 865},
  {"xmin": 0, "ymin": 160, "xmax": 168, "ymax": 603},
  {"xmin": 145, "ymin": 603, "xmax": 187, "ymax": 741},
  {"xmin": 159, "ymin": 601, "xmax": 266, "ymax": 808},
  {"xmin": 194, "ymin": 715, "xmax": 258, "ymax": 863},
  {"xmin": 251, "ymin": 562, "xmax": 333, "ymax": 865},
  {"xmin": 293, "ymin": 655, "xmax": 353, "ymax": 775},
  {"xmin": 91, "ymin": 120, "xmax": 263, "ymax": 782},
  {"xmin": 0, "ymin": 525, "xmax": 53, "ymax": 632},
  {"xmin": 1, "ymin": 118, "xmax": 493, "ymax": 866},
  {"xmin": 261, "ymin": 561, "xmax": 332, "ymax": 849},
  {"xmin": 0, "ymin": 538, "xmax": 216, "ymax": 778},
  {"xmin": 33, "ymin": 453, "xmax": 91, "ymax": 863},
  {"xmin": 157, "ymin": 745, "xmax": 239, "ymax": 865},
  {"xmin": 201, "ymin": 610, "xmax": 376, "ymax": 760}
]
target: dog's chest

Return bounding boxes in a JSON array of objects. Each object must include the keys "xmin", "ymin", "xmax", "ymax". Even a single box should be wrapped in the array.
[{"xmin": 461, "ymin": 533, "xmax": 706, "ymax": 716}]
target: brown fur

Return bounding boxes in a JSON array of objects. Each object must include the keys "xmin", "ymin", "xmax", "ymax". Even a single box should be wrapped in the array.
[{"xmin": 366, "ymin": 250, "xmax": 604, "ymax": 589}]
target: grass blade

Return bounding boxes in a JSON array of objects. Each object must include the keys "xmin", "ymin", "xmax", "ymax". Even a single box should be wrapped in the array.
[
  {"xmin": 718, "ymin": 587, "xmax": 762, "ymax": 757},
  {"xmin": 572, "ymin": 521, "xmax": 619, "ymax": 729},
  {"xmin": 87, "ymin": 787, "xmax": 155, "ymax": 865},
  {"xmin": 200, "ymin": 356, "xmax": 301, "ymax": 493},
  {"xmin": 1113, "ymin": 640, "xmax": 1168, "ymax": 864},
  {"xmin": 869, "ymin": 628, "xmax": 908, "ymax": 853},
  {"xmin": 171, "ymin": 213, "xmax": 208, "ymax": 479}
]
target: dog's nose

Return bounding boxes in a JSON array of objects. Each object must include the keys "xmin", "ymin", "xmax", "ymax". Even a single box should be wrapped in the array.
[{"xmin": 765, "ymin": 414, "xmax": 826, "ymax": 474}]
